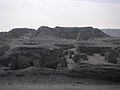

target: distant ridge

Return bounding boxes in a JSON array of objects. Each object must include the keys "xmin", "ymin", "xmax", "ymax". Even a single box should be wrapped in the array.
[
  {"xmin": 101, "ymin": 29, "xmax": 120, "ymax": 37},
  {"xmin": 0, "ymin": 28, "xmax": 36, "ymax": 40},
  {"xmin": 0, "ymin": 26, "xmax": 110, "ymax": 42},
  {"xmin": 36, "ymin": 26, "xmax": 110, "ymax": 40}
]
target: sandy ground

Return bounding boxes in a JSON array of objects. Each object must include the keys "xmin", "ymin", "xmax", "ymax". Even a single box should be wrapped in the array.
[
  {"xmin": 88, "ymin": 54, "xmax": 108, "ymax": 64},
  {"xmin": 0, "ymin": 74, "xmax": 120, "ymax": 90}
]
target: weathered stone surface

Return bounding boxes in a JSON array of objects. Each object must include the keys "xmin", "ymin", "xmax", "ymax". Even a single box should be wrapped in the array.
[
  {"xmin": 105, "ymin": 52, "xmax": 118, "ymax": 64},
  {"xmin": 0, "ymin": 47, "xmax": 64, "ymax": 70},
  {"xmin": 104, "ymin": 48, "xmax": 120, "ymax": 64}
]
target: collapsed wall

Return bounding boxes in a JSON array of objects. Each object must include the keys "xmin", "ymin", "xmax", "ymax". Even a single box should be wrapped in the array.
[{"xmin": 0, "ymin": 47, "xmax": 64, "ymax": 70}]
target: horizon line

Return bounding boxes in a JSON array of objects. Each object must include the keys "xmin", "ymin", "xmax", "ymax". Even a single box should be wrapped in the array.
[{"xmin": 1, "ymin": 26, "xmax": 120, "ymax": 32}]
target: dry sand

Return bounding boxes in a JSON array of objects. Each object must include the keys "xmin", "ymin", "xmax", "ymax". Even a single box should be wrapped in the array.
[{"xmin": 0, "ymin": 74, "xmax": 120, "ymax": 90}]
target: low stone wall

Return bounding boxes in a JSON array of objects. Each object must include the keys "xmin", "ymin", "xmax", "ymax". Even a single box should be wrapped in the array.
[
  {"xmin": 78, "ymin": 46, "xmax": 111, "ymax": 55},
  {"xmin": 1, "ymin": 63, "xmax": 120, "ymax": 81},
  {"xmin": 54, "ymin": 44, "xmax": 74, "ymax": 50}
]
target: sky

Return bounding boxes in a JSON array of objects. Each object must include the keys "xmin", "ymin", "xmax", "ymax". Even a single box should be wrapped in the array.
[{"xmin": 0, "ymin": 0, "xmax": 120, "ymax": 31}]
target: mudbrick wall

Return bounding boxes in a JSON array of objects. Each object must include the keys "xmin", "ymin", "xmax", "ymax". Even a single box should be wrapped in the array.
[{"xmin": 0, "ymin": 47, "xmax": 64, "ymax": 70}]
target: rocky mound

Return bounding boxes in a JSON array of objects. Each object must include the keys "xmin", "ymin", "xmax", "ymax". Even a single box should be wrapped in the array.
[
  {"xmin": 36, "ymin": 26, "xmax": 110, "ymax": 40},
  {"xmin": 8, "ymin": 28, "xmax": 36, "ymax": 38},
  {"xmin": 0, "ymin": 28, "xmax": 36, "ymax": 41},
  {"xmin": 0, "ymin": 26, "xmax": 110, "ymax": 41},
  {"xmin": 0, "ymin": 26, "xmax": 110, "ymax": 47}
]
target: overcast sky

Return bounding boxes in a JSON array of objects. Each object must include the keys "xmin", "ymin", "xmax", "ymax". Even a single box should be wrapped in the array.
[{"xmin": 0, "ymin": 0, "xmax": 120, "ymax": 31}]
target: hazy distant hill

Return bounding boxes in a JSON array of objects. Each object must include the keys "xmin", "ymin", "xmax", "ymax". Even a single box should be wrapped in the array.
[
  {"xmin": 0, "ymin": 28, "xmax": 36, "ymax": 41},
  {"xmin": 0, "ymin": 26, "xmax": 110, "ymax": 44},
  {"xmin": 101, "ymin": 29, "xmax": 120, "ymax": 37},
  {"xmin": 8, "ymin": 28, "xmax": 36, "ymax": 38},
  {"xmin": 36, "ymin": 26, "xmax": 109, "ymax": 40}
]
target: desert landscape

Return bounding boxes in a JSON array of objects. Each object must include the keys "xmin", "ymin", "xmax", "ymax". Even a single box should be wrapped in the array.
[
  {"xmin": 1, "ymin": 0, "xmax": 120, "ymax": 89},
  {"xmin": 0, "ymin": 26, "xmax": 120, "ymax": 90}
]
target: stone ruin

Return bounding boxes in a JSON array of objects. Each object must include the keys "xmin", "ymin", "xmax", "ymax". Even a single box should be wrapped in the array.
[
  {"xmin": 0, "ymin": 44, "xmax": 120, "ymax": 71},
  {"xmin": 77, "ymin": 46, "xmax": 110, "ymax": 56},
  {"xmin": 0, "ymin": 47, "xmax": 68, "ymax": 70},
  {"xmin": 104, "ymin": 47, "xmax": 120, "ymax": 64},
  {"xmin": 0, "ymin": 45, "xmax": 91, "ymax": 70},
  {"xmin": 63, "ymin": 48, "xmax": 88, "ymax": 64},
  {"xmin": 76, "ymin": 45, "xmax": 120, "ymax": 64}
]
